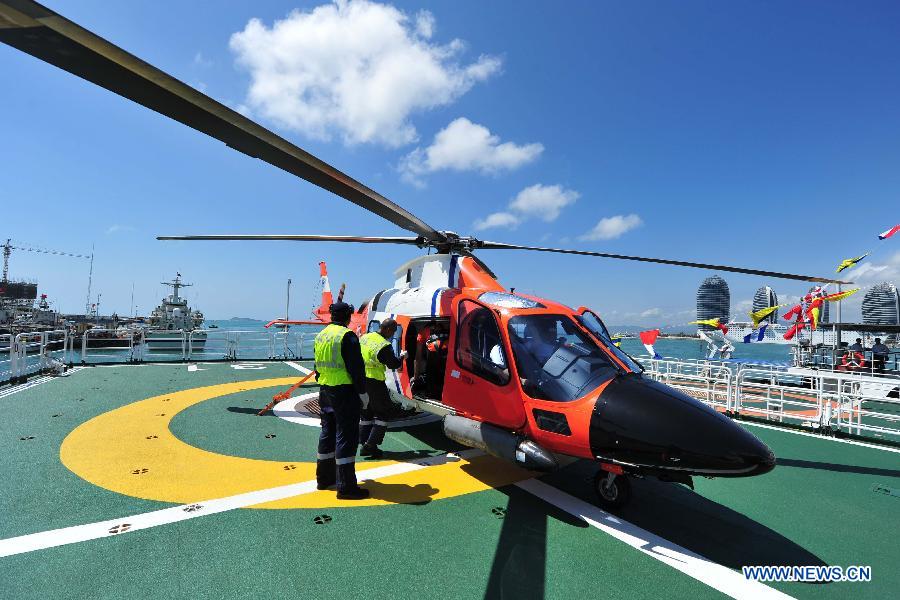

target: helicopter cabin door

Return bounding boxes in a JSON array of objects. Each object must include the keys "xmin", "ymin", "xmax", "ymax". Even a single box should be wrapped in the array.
[{"xmin": 443, "ymin": 297, "xmax": 526, "ymax": 429}]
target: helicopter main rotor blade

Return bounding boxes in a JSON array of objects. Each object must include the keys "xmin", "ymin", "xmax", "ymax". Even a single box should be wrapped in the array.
[
  {"xmin": 157, "ymin": 234, "xmax": 423, "ymax": 246},
  {"xmin": 0, "ymin": 0, "xmax": 443, "ymax": 243},
  {"xmin": 477, "ymin": 241, "xmax": 851, "ymax": 285}
]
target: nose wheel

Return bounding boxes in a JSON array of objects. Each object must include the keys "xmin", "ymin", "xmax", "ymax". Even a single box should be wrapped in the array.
[{"xmin": 593, "ymin": 470, "xmax": 631, "ymax": 509}]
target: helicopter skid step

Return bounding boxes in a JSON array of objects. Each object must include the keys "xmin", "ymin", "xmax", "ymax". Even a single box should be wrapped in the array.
[{"xmin": 409, "ymin": 395, "xmax": 456, "ymax": 417}]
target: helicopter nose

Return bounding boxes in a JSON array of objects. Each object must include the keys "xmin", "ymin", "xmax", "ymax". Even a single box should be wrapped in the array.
[{"xmin": 590, "ymin": 375, "xmax": 775, "ymax": 476}]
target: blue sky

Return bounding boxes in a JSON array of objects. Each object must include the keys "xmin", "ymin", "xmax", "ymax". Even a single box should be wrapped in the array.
[{"xmin": 2, "ymin": 0, "xmax": 898, "ymax": 323}]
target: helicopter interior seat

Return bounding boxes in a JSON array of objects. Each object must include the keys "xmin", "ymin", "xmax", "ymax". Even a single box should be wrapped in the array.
[{"xmin": 455, "ymin": 306, "xmax": 510, "ymax": 387}]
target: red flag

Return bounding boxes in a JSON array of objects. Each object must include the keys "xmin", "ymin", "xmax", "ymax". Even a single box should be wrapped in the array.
[
  {"xmin": 783, "ymin": 304, "xmax": 802, "ymax": 321},
  {"xmin": 639, "ymin": 329, "xmax": 660, "ymax": 345},
  {"xmin": 784, "ymin": 321, "xmax": 806, "ymax": 340}
]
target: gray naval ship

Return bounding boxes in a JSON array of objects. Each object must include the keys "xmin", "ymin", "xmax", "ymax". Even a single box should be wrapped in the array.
[{"xmin": 145, "ymin": 274, "xmax": 206, "ymax": 349}]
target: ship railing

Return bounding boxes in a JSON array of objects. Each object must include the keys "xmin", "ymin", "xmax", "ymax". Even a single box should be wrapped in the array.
[
  {"xmin": 733, "ymin": 368, "xmax": 900, "ymax": 441},
  {"xmin": 271, "ymin": 330, "xmax": 311, "ymax": 360},
  {"xmin": 793, "ymin": 346, "xmax": 900, "ymax": 378},
  {"xmin": 818, "ymin": 372, "xmax": 900, "ymax": 440},
  {"xmin": 637, "ymin": 357, "xmax": 732, "ymax": 411},
  {"xmin": 733, "ymin": 368, "xmax": 826, "ymax": 428},
  {"xmin": 0, "ymin": 334, "xmax": 12, "ymax": 383},
  {"xmin": 80, "ymin": 328, "xmax": 144, "ymax": 364},
  {"xmin": 182, "ymin": 329, "xmax": 228, "ymax": 360},
  {"xmin": 3, "ymin": 330, "xmax": 69, "ymax": 383}
]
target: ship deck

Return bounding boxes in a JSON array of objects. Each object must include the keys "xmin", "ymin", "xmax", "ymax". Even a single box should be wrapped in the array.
[{"xmin": 1, "ymin": 361, "xmax": 898, "ymax": 599}]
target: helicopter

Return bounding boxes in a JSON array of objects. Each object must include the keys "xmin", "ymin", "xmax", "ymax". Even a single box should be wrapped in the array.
[{"xmin": 0, "ymin": 0, "xmax": 852, "ymax": 508}]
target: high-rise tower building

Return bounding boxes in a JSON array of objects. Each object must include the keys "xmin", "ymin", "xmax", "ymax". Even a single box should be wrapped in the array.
[
  {"xmin": 862, "ymin": 282, "xmax": 900, "ymax": 325},
  {"xmin": 751, "ymin": 286, "xmax": 779, "ymax": 323},
  {"xmin": 697, "ymin": 276, "xmax": 730, "ymax": 328}
]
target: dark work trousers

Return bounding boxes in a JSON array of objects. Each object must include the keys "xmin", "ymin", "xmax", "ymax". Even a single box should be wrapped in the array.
[
  {"xmin": 316, "ymin": 384, "xmax": 362, "ymax": 492},
  {"xmin": 359, "ymin": 378, "xmax": 393, "ymax": 448}
]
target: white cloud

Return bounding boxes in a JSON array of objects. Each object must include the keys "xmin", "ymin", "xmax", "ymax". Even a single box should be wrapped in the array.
[
  {"xmin": 579, "ymin": 214, "xmax": 643, "ymax": 241},
  {"xmin": 229, "ymin": 0, "xmax": 501, "ymax": 147},
  {"xmin": 640, "ymin": 307, "xmax": 661, "ymax": 318},
  {"xmin": 193, "ymin": 52, "xmax": 213, "ymax": 68},
  {"xmin": 848, "ymin": 252, "xmax": 900, "ymax": 283},
  {"xmin": 509, "ymin": 184, "xmax": 578, "ymax": 222},
  {"xmin": 472, "ymin": 184, "xmax": 579, "ymax": 231},
  {"xmin": 399, "ymin": 118, "xmax": 543, "ymax": 186},
  {"xmin": 473, "ymin": 212, "xmax": 521, "ymax": 231},
  {"xmin": 106, "ymin": 224, "xmax": 134, "ymax": 235}
]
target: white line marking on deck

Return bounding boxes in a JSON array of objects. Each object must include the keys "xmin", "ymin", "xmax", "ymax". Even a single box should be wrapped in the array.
[
  {"xmin": 284, "ymin": 361, "xmax": 312, "ymax": 374},
  {"xmin": 0, "ymin": 449, "xmax": 481, "ymax": 558},
  {"xmin": 187, "ymin": 364, "xmax": 205, "ymax": 372},
  {"xmin": 515, "ymin": 479, "xmax": 792, "ymax": 600},
  {"xmin": 0, "ymin": 368, "xmax": 85, "ymax": 399},
  {"xmin": 742, "ymin": 421, "xmax": 900, "ymax": 454}
]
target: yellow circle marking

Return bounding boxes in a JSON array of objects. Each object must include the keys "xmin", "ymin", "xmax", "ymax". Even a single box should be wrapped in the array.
[{"xmin": 60, "ymin": 378, "xmax": 531, "ymax": 509}]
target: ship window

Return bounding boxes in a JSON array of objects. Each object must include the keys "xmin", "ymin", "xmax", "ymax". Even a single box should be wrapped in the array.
[
  {"xmin": 455, "ymin": 300, "xmax": 509, "ymax": 386},
  {"xmin": 508, "ymin": 314, "xmax": 617, "ymax": 402}
]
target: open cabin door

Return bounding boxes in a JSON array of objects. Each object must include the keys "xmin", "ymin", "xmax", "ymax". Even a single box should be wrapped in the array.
[{"xmin": 443, "ymin": 297, "xmax": 526, "ymax": 429}]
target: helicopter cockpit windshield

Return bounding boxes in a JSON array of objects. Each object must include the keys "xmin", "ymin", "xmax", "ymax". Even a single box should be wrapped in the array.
[
  {"xmin": 507, "ymin": 314, "xmax": 619, "ymax": 402},
  {"xmin": 575, "ymin": 310, "xmax": 643, "ymax": 373}
]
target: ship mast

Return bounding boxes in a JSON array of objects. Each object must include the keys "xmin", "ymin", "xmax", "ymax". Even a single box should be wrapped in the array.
[{"xmin": 162, "ymin": 273, "xmax": 192, "ymax": 301}]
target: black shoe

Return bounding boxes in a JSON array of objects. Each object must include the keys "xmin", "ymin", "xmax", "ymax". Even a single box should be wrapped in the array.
[
  {"xmin": 336, "ymin": 487, "xmax": 371, "ymax": 500},
  {"xmin": 316, "ymin": 481, "xmax": 336, "ymax": 490},
  {"xmin": 360, "ymin": 444, "xmax": 383, "ymax": 459}
]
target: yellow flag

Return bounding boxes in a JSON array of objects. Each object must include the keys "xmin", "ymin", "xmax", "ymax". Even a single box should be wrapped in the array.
[
  {"xmin": 748, "ymin": 304, "xmax": 786, "ymax": 328},
  {"xmin": 836, "ymin": 254, "xmax": 868, "ymax": 273},
  {"xmin": 823, "ymin": 288, "xmax": 860, "ymax": 302},
  {"xmin": 689, "ymin": 318, "xmax": 721, "ymax": 328}
]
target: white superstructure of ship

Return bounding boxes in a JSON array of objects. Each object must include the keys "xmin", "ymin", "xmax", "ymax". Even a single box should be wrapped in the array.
[
  {"xmin": 145, "ymin": 274, "xmax": 206, "ymax": 349},
  {"xmin": 725, "ymin": 321, "xmax": 875, "ymax": 346}
]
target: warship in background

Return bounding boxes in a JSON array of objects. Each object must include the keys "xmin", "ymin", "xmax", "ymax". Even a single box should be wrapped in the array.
[{"xmin": 144, "ymin": 274, "xmax": 206, "ymax": 349}]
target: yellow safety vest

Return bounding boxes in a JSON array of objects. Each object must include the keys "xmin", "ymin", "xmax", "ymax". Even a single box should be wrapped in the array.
[
  {"xmin": 360, "ymin": 332, "xmax": 391, "ymax": 381},
  {"xmin": 314, "ymin": 324, "xmax": 353, "ymax": 386}
]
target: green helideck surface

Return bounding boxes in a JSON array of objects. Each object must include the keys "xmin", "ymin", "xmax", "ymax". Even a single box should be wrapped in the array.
[{"xmin": 0, "ymin": 362, "xmax": 898, "ymax": 599}]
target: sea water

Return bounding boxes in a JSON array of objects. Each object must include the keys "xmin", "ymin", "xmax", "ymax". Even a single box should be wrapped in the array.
[{"xmin": 617, "ymin": 337, "xmax": 792, "ymax": 364}]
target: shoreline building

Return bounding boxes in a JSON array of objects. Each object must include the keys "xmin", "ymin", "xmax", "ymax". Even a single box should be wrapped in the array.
[
  {"xmin": 697, "ymin": 275, "xmax": 730, "ymax": 329},
  {"xmin": 862, "ymin": 282, "xmax": 900, "ymax": 326},
  {"xmin": 752, "ymin": 286, "xmax": 779, "ymax": 324}
]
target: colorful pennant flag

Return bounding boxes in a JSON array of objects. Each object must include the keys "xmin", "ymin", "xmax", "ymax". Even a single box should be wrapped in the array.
[
  {"xmin": 878, "ymin": 225, "xmax": 900, "ymax": 240},
  {"xmin": 743, "ymin": 324, "xmax": 769, "ymax": 344},
  {"xmin": 836, "ymin": 253, "xmax": 869, "ymax": 273},
  {"xmin": 782, "ymin": 304, "xmax": 803, "ymax": 321},
  {"xmin": 749, "ymin": 305, "xmax": 785, "ymax": 328},
  {"xmin": 784, "ymin": 320, "xmax": 806, "ymax": 341},
  {"xmin": 823, "ymin": 288, "xmax": 860, "ymax": 303},
  {"xmin": 689, "ymin": 318, "xmax": 729, "ymax": 335},
  {"xmin": 639, "ymin": 329, "xmax": 662, "ymax": 359}
]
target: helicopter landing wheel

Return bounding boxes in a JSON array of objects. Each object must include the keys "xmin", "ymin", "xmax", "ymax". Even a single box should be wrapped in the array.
[{"xmin": 593, "ymin": 471, "xmax": 631, "ymax": 509}]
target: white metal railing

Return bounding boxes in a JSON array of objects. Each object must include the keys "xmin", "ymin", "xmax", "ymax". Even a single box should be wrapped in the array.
[
  {"xmin": 0, "ymin": 330, "xmax": 69, "ymax": 382},
  {"xmin": 80, "ymin": 328, "xmax": 144, "ymax": 364},
  {"xmin": 639, "ymin": 357, "xmax": 900, "ymax": 442},
  {"xmin": 1, "ymin": 328, "xmax": 317, "ymax": 385},
  {"xmin": 638, "ymin": 357, "xmax": 732, "ymax": 411}
]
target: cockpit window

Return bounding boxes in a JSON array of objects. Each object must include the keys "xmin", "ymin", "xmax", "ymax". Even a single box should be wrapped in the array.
[
  {"xmin": 576, "ymin": 311, "xmax": 643, "ymax": 373},
  {"xmin": 508, "ymin": 314, "xmax": 618, "ymax": 402}
]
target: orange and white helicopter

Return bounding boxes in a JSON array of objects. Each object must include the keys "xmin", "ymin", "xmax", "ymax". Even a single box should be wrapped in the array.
[{"xmin": 1, "ymin": 0, "xmax": 851, "ymax": 507}]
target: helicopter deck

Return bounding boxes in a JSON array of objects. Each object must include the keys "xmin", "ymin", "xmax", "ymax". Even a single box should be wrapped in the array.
[{"xmin": 1, "ymin": 361, "xmax": 898, "ymax": 600}]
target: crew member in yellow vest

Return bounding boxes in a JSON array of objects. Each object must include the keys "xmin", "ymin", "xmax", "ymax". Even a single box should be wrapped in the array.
[
  {"xmin": 359, "ymin": 318, "xmax": 407, "ymax": 458},
  {"xmin": 313, "ymin": 301, "xmax": 369, "ymax": 500}
]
